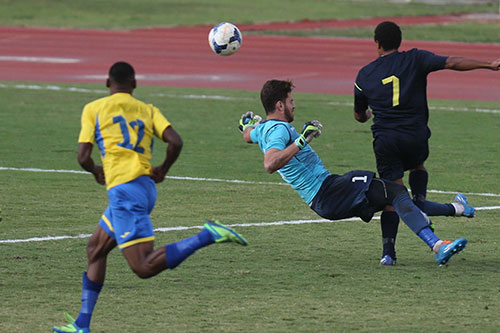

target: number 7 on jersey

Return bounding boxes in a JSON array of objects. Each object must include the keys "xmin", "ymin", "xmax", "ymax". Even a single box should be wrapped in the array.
[{"xmin": 382, "ymin": 75, "xmax": 400, "ymax": 107}]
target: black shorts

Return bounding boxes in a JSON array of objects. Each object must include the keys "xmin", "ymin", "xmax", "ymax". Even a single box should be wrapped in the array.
[
  {"xmin": 310, "ymin": 170, "xmax": 375, "ymax": 222},
  {"xmin": 373, "ymin": 132, "xmax": 429, "ymax": 180}
]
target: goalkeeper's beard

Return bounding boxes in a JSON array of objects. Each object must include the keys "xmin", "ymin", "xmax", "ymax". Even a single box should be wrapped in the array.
[{"xmin": 284, "ymin": 105, "xmax": 294, "ymax": 123}]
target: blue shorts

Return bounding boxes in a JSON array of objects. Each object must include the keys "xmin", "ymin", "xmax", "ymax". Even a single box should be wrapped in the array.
[
  {"xmin": 99, "ymin": 175, "xmax": 157, "ymax": 250},
  {"xmin": 310, "ymin": 170, "xmax": 375, "ymax": 221},
  {"xmin": 373, "ymin": 131, "xmax": 429, "ymax": 180}
]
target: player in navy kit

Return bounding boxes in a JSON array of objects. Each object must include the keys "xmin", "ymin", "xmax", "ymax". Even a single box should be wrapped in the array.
[
  {"xmin": 354, "ymin": 21, "xmax": 500, "ymax": 265},
  {"xmin": 241, "ymin": 79, "xmax": 468, "ymax": 267}
]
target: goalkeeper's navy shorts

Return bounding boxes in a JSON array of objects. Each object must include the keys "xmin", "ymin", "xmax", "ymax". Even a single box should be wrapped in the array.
[{"xmin": 310, "ymin": 170, "xmax": 375, "ymax": 222}]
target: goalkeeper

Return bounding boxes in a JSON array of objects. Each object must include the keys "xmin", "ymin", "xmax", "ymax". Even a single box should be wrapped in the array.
[{"xmin": 240, "ymin": 79, "xmax": 467, "ymax": 266}]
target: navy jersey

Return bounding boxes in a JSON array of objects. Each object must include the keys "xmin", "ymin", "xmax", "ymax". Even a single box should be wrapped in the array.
[{"xmin": 354, "ymin": 48, "xmax": 447, "ymax": 136}]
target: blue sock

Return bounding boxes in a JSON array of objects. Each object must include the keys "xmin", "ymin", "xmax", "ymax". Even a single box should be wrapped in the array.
[
  {"xmin": 75, "ymin": 272, "xmax": 103, "ymax": 328},
  {"xmin": 417, "ymin": 227, "xmax": 440, "ymax": 250},
  {"xmin": 392, "ymin": 193, "xmax": 430, "ymax": 234},
  {"xmin": 165, "ymin": 228, "xmax": 214, "ymax": 269},
  {"xmin": 422, "ymin": 201, "xmax": 455, "ymax": 216}
]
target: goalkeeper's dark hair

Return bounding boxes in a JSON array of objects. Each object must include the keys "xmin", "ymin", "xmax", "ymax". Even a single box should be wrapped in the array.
[
  {"xmin": 260, "ymin": 80, "xmax": 295, "ymax": 115},
  {"xmin": 108, "ymin": 61, "xmax": 135, "ymax": 85},
  {"xmin": 374, "ymin": 21, "xmax": 402, "ymax": 51}
]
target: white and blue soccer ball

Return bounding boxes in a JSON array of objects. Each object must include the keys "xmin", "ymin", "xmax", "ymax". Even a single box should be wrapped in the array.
[{"xmin": 208, "ymin": 22, "xmax": 242, "ymax": 56}]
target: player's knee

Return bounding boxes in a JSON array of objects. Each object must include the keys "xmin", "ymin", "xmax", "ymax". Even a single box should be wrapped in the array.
[
  {"xmin": 385, "ymin": 181, "xmax": 409, "ymax": 202},
  {"xmin": 392, "ymin": 182, "xmax": 408, "ymax": 196},
  {"xmin": 86, "ymin": 239, "xmax": 102, "ymax": 263},
  {"xmin": 130, "ymin": 264, "xmax": 155, "ymax": 279}
]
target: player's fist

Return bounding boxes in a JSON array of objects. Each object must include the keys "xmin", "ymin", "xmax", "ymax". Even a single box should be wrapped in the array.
[
  {"xmin": 295, "ymin": 120, "xmax": 322, "ymax": 149},
  {"xmin": 491, "ymin": 57, "xmax": 500, "ymax": 71},
  {"xmin": 151, "ymin": 166, "xmax": 167, "ymax": 183},
  {"xmin": 93, "ymin": 165, "xmax": 106, "ymax": 185},
  {"xmin": 238, "ymin": 111, "xmax": 262, "ymax": 132}
]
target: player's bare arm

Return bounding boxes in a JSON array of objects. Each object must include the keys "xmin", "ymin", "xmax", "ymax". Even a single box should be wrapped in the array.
[
  {"xmin": 77, "ymin": 142, "xmax": 105, "ymax": 185},
  {"xmin": 151, "ymin": 126, "xmax": 183, "ymax": 183},
  {"xmin": 445, "ymin": 56, "xmax": 500, "ymax": 71},
  {"xmin": 242, "ymin": 126, "xmax": 253, "ymax": 143},
  {"xmin": 264, "ymin": 146, "xmax": 300, "ymax": 174}
]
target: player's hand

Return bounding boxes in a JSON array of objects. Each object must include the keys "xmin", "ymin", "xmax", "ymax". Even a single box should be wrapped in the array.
[
  {"xmin": 365, "ymin": 109, "xmax": 372, "ymax": 120},
  {"xmin": 238, "ymin": 111, "xmax": 262, "ymax": 132},
  {"xmin": 151, "ymin": 166, "xmax": 167, "ymax": 183},
  {"xmin": 295, "ymin": 120, "xmax": 322, "ymax": 149},
  {"xmin": 93, "ymin": 166, "xmax": 105, "ymax": 185},
  {"xmin": 491, "ymin": 58, "xmax": 500, "ymax": 71}
]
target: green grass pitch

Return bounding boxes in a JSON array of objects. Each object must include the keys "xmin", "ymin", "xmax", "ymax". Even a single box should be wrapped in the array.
[
  {"xmin": 0, "ymin": 82, "xmax": 499, "ymax": 332},
  {"xmin": 1, "ymin": 0, "xmax": 500, "ymax": 331}
]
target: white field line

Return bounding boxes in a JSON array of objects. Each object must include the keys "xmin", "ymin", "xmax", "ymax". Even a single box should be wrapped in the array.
[
  {"xmin": 1, "ymin": 167, "xmax": 499, "ymax": 244},
  {"xmin": 327, "ymin": 101, "xmax": 500, "ymax": 115},
  {"xmin": 0, "ymin": 218, "xmax": 352, "ymax": 244},
  {"xmin": 0, "ymin": 167, "xmax": 288, "ymax": 186},
  {"xmin": 1, "ymin": 207, "xmax": 499, "ymax": 244},
  {"xmin": 2, "ymin": 166, "xmax": 500, "ymax": 198},
  {"xmin": 0, "ymin": 82, "xmax": 499, "ymax": 114}
]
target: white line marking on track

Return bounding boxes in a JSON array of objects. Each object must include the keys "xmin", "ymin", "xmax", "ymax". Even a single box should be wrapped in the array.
[
  {"xmin": 0, "ymin": 82, "xmax": 106, "ymax": 93},
  {"xmin": 0, "ymin": 56, "xmax": 81, "ymax": 63}
]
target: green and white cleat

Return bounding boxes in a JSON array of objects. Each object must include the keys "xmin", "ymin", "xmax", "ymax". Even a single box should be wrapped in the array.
[
  {"xmin": 204, "ymin": 220, "xmax": 248, "ymax": 246},
  {"xmin": 52, "ymin": 312, "xmax": 89, "ymax": 333}
]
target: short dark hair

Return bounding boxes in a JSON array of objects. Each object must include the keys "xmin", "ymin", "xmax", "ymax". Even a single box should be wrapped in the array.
[
  {"xmin": 260, "ymin": 80, "xmax": 295, "ymax": 114},
  {"xmin": 374, "ymin": 21, "xmax": 402, "ymax": 51},
  {"xmin": 108, "ymin": 61, "xmax": 135, "ymax": 84}
]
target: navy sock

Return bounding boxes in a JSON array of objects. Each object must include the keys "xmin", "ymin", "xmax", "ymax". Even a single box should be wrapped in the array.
[
  {"xmin": 75, "ymin": 272, "xmax": 103, "ymax": 329},
  {"xmin": 409, "ymin": 170, "xmax": 428, "ymax": 210},
  {"xmin": 165, "ymin": 228, "xmax": 214, "ymax": 269},
  {"xmin": 380, "ymin": 211, "xmax": 399, "ymax": 258},
  {"xmin": 417, "ymin": 227, "xmax": 440, "ymax": 250},
  {"xmin": 422, "ymin": 201, "xmax": 455, "ymax": 216}
]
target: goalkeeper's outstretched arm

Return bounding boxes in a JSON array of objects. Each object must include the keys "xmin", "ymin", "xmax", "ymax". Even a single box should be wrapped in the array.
[{"xmin": 242, "ymin": 127, "xmax": 254, "ymax": 143}]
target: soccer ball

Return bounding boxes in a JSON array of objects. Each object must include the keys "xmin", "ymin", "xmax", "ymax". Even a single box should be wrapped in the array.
[{"xmin": 208, "ymin": 22, "xmax": 242, "ymax": 56}]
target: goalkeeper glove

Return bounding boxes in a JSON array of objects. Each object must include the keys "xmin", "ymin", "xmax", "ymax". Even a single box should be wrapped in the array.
[
  {"xmin": 238, "ymin": 111, "xmax": 262, "ymax": 132},
  {"xmin": 294, "ymin": 120, "xmax": 322, "ymax": 149}
]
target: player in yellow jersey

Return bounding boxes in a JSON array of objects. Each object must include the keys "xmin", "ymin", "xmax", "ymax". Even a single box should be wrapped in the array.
[{"xmin": 53, "ymin": 62, "xmax": 247, "ymax": 333}]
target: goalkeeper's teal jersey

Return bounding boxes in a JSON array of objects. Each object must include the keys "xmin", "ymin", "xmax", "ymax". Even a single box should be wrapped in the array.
[{"xmin": 250, "ymin": 120, "xmax": 330, "ymax": 204}]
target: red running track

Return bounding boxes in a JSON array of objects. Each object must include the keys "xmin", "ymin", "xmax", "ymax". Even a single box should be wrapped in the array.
[{"xmin": 0, "ymin": 25, "xmax": 499, "ymax": 101}]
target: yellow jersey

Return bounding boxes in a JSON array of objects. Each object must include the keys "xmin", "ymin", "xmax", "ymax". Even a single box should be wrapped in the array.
[{"xmin": 78, "ymin": 92, "xmax": 171, "ymax": 189}]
